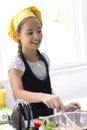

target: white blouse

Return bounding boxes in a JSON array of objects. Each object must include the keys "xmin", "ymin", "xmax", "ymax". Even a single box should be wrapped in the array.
[{"xmin": 8, "ymin": 53, "xmax": 50, "ymax": 80}]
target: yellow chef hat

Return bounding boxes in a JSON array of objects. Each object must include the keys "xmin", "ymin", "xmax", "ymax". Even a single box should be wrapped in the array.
[{"xmin": 7, "ymin": 6, "xmax": 42, "ymax": 43}]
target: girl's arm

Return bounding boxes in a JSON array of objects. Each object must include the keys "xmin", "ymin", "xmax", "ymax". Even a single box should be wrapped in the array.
[
  {"xmin": 51, "ymin": 88, "xmax": 81, "ymax": 112},
  {"xmin": 8, "ymin": 69, "xmax": 64, "ymax": 110}
]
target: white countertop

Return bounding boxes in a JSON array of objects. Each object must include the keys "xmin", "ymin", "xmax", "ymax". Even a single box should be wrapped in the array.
[{"xmin": 0, "ymin": 124, "xmax": 15, "ymax": 130}]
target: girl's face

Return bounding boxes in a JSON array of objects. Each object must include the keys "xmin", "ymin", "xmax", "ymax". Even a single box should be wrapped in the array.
[{"xmin": 16, "ymin": 17, "xmax": 43, "ymax": 51}]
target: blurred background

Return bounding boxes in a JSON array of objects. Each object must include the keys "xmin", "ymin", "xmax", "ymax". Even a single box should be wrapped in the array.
[{"xmin": 0, "ymin": 0, "xmax": 87, "ymax": 109}]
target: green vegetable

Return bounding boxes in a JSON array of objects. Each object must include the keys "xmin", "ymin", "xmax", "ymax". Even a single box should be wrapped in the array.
[{"xmin": 41, "ymin": 119, "xmax": 56, "ymax": 130}]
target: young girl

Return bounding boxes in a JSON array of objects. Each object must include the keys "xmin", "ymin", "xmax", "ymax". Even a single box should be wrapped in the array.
[{"xmin": 7, "ymin": 6, "xmax": 81, "ymax": 119}]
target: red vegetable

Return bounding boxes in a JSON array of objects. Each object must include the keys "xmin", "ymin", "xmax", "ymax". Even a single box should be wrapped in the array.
[{"xmin": 34, "ymin": 120, "xmax": 42, "ymax": 128}]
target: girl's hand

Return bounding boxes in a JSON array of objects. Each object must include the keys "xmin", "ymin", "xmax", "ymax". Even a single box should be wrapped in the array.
[
  {"xmin": 64, "ymin": 102, "xmax": 81, "ymax": 112},
  {"xmin": 42, "ymin": 94, "xmax": 64, "ymax": 111}
]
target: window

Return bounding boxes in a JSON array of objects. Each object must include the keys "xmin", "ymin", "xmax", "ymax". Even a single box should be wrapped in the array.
[
  {"xmin": 43, "ymin": 0, "xmax": 87, "ymax": 70},
  {"xmin": 0, "ymin": 0, "xmax": 87, "ymax": 79}
]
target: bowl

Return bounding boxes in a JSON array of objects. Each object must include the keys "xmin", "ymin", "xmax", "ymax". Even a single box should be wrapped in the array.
[{"xmin": 43, "ymin": 112, "xmax": 87, "ymax": 129}]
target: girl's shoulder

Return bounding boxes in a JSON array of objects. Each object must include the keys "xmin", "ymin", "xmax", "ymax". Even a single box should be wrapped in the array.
[{"xmin": 8, "ymin": 55, "xmax": 25, "ymax": 76}]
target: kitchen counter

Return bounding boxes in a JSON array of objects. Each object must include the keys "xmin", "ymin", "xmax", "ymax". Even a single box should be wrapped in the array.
[
  {"xmin": 0, "ymin": 97, "xmax": 87, "ymax": 130},
  {"xmin": 0, "ymin": 124, "xmax": 15, "ymax": 130}
]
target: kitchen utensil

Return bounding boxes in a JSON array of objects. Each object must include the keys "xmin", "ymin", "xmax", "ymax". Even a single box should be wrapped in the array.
[{"xmin": 62, "ymin": 112, "xmax": 82, "ymax": 129}]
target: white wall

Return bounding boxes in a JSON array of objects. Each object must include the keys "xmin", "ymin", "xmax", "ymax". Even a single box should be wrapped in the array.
[
  {"xmin": 0, "ymin": 66, "xmax": 87, "ymax": 110},
  {"xmin": 50, "ymin": 66, "xmax": 87, "ymax": 101}
]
